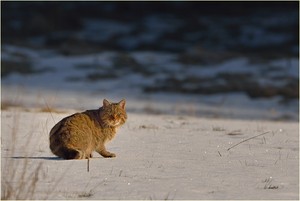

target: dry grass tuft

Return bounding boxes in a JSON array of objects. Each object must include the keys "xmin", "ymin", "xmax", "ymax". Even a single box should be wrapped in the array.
[
  {"xmin": 1, "ymin": 113, "xmax": 45, "ymax": 200},
  {"xmin": 2, "ymin": 161, "xmax": 45, "ymax": 199},
  {"xmin": 38, "ymin": 107, "xmax": 65, "ymax": 113},
  {"xmin": 1, "ymin": 111, "xmax": 60, "ymax": 199},
  {"xmin": 77, "ymin": 190, "xmax": 94, "ymax": 198},
  {"xmin": 1, "ymin": 100, "xmax": 22, "ymax": 110},
  {"xmin": 212, "ymin": 126, "xmax": 226, "ymax": 131},
  {"xmin": 263, "ymin": 177, "xmax": 279, "ymax": 189}
]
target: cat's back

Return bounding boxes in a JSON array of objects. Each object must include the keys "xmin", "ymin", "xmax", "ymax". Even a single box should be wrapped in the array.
[
  {"xmin": 50, "ymin": 110, "xmax": 99, "ymax": 137},
  {"xmin": 49, "ymin": 113, "xmax": 78, "ymax": 137}
]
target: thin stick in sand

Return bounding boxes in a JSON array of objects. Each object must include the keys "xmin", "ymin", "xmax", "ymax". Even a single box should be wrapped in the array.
[{"xmin": 227, "ymin": 131, "xmax": 272, "ymax": 151}]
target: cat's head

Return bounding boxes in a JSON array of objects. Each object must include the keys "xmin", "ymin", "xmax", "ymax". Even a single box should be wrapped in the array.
[{"xmin": 101, "ymin": 99, "xmax": 127, "ymax": 127}]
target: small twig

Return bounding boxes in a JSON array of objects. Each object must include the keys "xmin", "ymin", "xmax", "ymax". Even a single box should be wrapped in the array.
[
  {"xmin": 227, "ymin": 131, "xmax": 271, "ymax": 151},
  {"xmin": 218, "ymin": 151, "xmax": 222, "ymax": 157},
  {"xmin": 87, "ymin": 158, "xmax": 90, "ymax": 172}
]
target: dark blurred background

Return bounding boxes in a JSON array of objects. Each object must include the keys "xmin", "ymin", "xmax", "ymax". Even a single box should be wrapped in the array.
[
  {"xmin": 2, "ymin": 2, "xmax": 298, "ymax": 56},
  {"xmin": 1, "ymin": 1, "xmax": 299, "ymax": 120}
]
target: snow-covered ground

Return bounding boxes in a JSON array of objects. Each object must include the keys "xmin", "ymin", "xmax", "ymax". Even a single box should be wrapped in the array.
[{"xmin": 1, "ymin": 110, "xmax": 299, "ymax": 199}]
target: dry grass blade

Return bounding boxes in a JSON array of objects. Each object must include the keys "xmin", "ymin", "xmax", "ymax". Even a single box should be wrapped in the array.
[
  {"xmin": 1, "ymin": 111, "xmax": 63, "ymax": 200},
  {"xmin": 227, "ymin": 131, "xmax": 271, "ymax": 151},
  {"xmin": 43, "ymin": 97, "xmax": 55, "ymax": 123}
]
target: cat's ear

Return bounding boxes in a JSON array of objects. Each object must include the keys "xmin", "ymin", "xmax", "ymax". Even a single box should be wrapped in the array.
[
  {"xmin": 103, "ymin": 99, "xmax": 111, "ymax": 107},
  {"xmin": 118, "ymin": 99, "xmax": 126, "ymax": 109}
]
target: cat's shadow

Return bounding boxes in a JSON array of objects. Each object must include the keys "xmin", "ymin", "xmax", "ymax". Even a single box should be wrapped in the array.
[
  {"xmin": 10, "ymin": 156, "xmax": 104, "ymax": 160},
  {"xmin": 11, "ymin": 156, "xmax": 63, "ymax": 161}
]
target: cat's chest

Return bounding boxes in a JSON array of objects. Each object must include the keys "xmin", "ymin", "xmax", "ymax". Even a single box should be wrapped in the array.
[{"xmin": 102, "ymin": 127, "xmax": 117, "ymax": 139}]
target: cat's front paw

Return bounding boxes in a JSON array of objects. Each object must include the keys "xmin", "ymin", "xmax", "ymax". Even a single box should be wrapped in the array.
[
  {"xmin": 99, "ymin": 150, "xmax": 116, "ymax": 158},
  {"xmin": 106, "ymin": 152, "xmax": 116, "ymax": 158}
]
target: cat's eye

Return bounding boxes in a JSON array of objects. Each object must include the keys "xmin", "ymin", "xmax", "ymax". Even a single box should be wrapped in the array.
[{"xmin": 110, "ymin": 114, "xmax": 119, "ymax": 120}]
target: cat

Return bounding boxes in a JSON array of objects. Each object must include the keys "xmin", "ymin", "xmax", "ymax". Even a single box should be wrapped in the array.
[{"xmin": 49, "ymin": 99, "xmax": 127, "ymax": 160}]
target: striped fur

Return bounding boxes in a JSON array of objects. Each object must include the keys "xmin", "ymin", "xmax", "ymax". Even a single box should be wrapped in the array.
[{"xmin": 49, "ymin": 99, "xmax": 127, "ymax": 159}]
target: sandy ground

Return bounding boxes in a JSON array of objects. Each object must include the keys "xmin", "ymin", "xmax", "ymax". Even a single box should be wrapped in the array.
[{"xmin": 1, "ymin": 109, "xmax": 299, "ymax": 200}]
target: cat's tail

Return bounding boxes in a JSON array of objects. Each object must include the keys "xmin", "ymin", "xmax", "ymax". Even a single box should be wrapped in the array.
[
  {"xmin": 50, "ymin": 144, "xmax": 81, "ymax": 160},
  {"xmin": 60, "ymin": 147, "xmax": 81, "ymax": 159},
  {"xmin": 49, "ymin": 136, "xmax": 80, "ymax": 160}
]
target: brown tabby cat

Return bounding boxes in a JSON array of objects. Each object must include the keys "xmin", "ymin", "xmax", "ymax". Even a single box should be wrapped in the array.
[{"xmin": 49, "ymin": 99, "xmax": 127, "ymax": 159}]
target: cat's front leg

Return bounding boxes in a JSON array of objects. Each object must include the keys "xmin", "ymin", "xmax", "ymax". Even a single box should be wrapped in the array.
[
  {"xmin": 96, "ymin": 145, "xmax": 116, "ymax": 158},
  {"xmin": 85, "ymin": 153, "xmax": 93, "ymax": 159}
]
